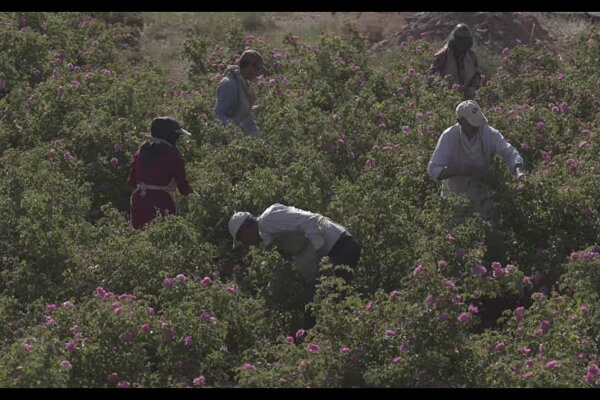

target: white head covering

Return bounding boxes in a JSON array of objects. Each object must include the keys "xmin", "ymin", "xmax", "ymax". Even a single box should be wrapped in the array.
[{"xmin": 456, "ymin": 100, "xmax": 488, "ymax": 127}]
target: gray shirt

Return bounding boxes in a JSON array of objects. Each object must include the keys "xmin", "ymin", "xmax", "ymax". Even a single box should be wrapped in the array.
[
  {"xmin": 257, "ymin": 203, "xmax": 347, "ymax": 257},
  {"xmin": 214, "ymin": 72, "xmax": 259, "ymax": 137}
]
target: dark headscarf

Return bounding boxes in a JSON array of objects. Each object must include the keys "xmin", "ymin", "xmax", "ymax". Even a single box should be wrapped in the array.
[
  {"xmin": 448, "ymin": 23, "xmax": 473, "ymax": 53},
  {"xmin": 140, "ymin": 117, "xmax": 190, "ymax": 164}
]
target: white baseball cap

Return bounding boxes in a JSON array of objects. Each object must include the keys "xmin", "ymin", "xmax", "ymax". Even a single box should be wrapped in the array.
[
  {"xmin": 456, "ymin": 100, "xmax": 488, "ymax": 127},
  {"xmin": 228, "ymin": 211, "xmax": 252, "ymax": 249}
]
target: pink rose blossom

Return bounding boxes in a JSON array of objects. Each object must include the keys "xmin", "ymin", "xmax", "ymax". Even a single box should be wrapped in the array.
[
  {"xmin": 60, "ymin": 360, "xmax": 72, "ymax": 370},
  {"xmin": 587, "ymin": 364, "xmax": 599, "ymax": 376},
  {"xmin": 458, "ymin": 312, "xmax": 472, "ymax": 323},
  {"xmin": 193, "ymin": 375, "xmax": 205, "ymax": 386},
  {"xmin": 455, "ymin": 249, "xmax": 463, "ymax": 259},
  {"xmin": 107, "ymin": 373, "xmax": 118, "ymax": 384},
  {"xmin": 473, "ymin": 265, "xmax": 487, "ymax": 276},
  {"xmin": 64, "ymin": 152, "xmax": 75, "ymax": 162},
  {"xmin": 307, "ymin": 343, "xmax": 320, "ymax": 352},
  {"xmin": 526, "ymin": 358, "xmax": 534, "ymax": 367},
  {"xmin": 201, "ymin": 276, "xmax": 212, "ymax": 286},
  {"xmin": 226, "ymin": 285, "xmax": 237, "ymax": 294},
  {"xmin": 546, "ymin": 361, "xmax": 559, "ymax": 369},
  {"xmin": 413, "ymin": 265, "xmax": 424, "ymax": 277},
  {"xmin": 427, "ymin": 295, "xmax": 437, "ymax": 308},
  {"xmin": 515, "ymin": 306, "xmax": 525, "ymax": 322},
  {"xmin": 584, "ymin": 373, "xmax": 596, "ymax": 384}
]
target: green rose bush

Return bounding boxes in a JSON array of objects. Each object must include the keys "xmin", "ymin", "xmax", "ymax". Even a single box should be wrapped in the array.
[{"xmin": 1, "ymin": 12, "xmax": 600, "ymax": 387}]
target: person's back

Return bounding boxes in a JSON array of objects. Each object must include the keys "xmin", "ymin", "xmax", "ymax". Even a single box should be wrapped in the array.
[
  {"xmin": 128, "ymin": 117, "xmax": 193, "ymax": 229},
  {"xmin": 257, "ymin": 203, "xmax": 346, "ymax": 257}
]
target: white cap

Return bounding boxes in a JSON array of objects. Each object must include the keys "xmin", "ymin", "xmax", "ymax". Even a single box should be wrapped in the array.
[
  {"xmin": 228, "ymin": 211, "xmax": 252, "ymax": 249},
  {"xmin": 456, "ymin": 100, "xmax": 488, "ymax": 127}
]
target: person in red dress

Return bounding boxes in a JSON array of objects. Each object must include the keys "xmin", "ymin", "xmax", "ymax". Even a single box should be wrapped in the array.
[{"xmin": 127, "ymin": 117, "xmax": 193, "ymax": 229}]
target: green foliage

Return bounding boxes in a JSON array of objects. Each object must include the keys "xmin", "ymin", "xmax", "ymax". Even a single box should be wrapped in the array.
[{"xmin": 1, "ymin": 12, "xmax": 600, "ymax": 387}]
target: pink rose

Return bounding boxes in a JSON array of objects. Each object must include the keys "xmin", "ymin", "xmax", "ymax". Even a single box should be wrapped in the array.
[
  {"xmin": 201, "ymin": 276, "xmax": 212, "ymax": 286},
  {"xmin": 60, "ymin": 360, "xmax": 72, "ymax": 370},
  {"xmin": 193, "ymin": 376, "xmax": 206, "ymax": 386},
  {"xmin": 458, "ymin": 312, "xmax": 472, "ymax": 323},
  {"xmin": 307, "ymin": 343, "xmax": 320, "ymax": 352}
]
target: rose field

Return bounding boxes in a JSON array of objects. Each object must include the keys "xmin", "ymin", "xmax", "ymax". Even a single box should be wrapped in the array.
[{"xmin": 1, "ymin": 12, "xmax": 600, "ymax": 388}]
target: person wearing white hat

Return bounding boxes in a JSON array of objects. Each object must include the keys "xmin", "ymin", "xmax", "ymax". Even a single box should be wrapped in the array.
[
  {"xmin": 214, "ymin": 49, "xmax": 268, "ymax": 139},
  {"xmin": 427, "ymin": 100, "xmax": 527, "ymax": 222},
  {"xmin": 228, "ymin": 204, "xmax": 360, "ymax": 300}
]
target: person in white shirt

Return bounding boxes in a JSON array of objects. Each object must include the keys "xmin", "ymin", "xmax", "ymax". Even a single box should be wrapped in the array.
[
  {"xmin": 228, "ymin": 203, "xmax": 361, "ymax": 300},
  {"xmin": 428, "ymin": 100, "xmax": 527, "ymax": 221}
]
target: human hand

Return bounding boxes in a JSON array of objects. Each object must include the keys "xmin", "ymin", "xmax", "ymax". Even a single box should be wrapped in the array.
[
  {"xmin": 251, "ymin": 105, "xmax": 261, "ymax": 115},
  {"xmin": 515, "ymin": 166, "xmax": 527, "ymax": 182}
]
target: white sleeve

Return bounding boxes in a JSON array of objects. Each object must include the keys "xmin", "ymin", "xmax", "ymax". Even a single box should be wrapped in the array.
[
  {"xmin": 260, "ymin": 204, "xmax": 325, "ymax": 252},
  {"xmin": 489, "ymin": 127, "xmax": 524, "ymax": 172},
  {"xmin": 428, "ymin": 128, "xmax": 456, "ymax": 180}
]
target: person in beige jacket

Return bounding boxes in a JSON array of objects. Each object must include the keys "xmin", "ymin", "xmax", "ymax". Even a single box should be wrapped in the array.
[
  {"xmin": 228, "ymin": 204, "xmax": 361, "ymax": 300},
  {"xmin": 428, "ymin": 23, "xmax": 482, "ymax": 100}
]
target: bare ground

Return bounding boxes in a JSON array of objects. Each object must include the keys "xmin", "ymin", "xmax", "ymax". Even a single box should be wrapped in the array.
[{"xmin": 131, "ymin": 12, "xmax": 600, "ymax": 79}]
